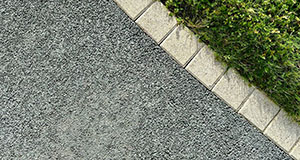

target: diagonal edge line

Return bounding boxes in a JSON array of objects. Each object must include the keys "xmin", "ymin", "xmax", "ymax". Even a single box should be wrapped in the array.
[{"xmin": 116, "ymin": 1, "xmax": 298, "ymax": 158}]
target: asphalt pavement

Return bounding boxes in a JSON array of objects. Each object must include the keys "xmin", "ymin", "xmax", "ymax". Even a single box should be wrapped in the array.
[{"xmin": 0, "ymin": 0, "xmax": 292, "ymax": 159}]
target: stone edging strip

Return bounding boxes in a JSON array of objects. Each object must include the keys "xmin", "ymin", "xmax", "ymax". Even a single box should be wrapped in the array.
[{"xmin": 113, "ymin": 0, "xmax": 300, "ymax": 159}]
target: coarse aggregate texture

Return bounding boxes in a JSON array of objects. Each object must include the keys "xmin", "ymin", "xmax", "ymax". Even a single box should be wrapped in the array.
[{"xmin": 0, "ymin": 0, "xmax": 292, "ymax": 159}]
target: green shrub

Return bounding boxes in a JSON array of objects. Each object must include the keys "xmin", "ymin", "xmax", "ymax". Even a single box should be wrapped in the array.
[{"xmin": 161, "ymin": 0, "xmax": 300, "ymax": 121}]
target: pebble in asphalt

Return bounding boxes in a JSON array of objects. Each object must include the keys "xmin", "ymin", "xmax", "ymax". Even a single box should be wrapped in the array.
[{"xmin": 0, "ymin": 0, "xmax": 292, "ymax": 159}]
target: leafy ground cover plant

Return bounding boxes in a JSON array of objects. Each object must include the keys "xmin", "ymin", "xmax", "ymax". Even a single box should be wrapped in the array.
[{"xmin": 161, "ymin": 0, "xmax": 300, "ymax": 121}]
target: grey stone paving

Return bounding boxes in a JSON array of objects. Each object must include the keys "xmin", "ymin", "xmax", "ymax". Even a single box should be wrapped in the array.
[{"xmin": 0, "ymin": 0, "xmax": 292, "ymax": 159}]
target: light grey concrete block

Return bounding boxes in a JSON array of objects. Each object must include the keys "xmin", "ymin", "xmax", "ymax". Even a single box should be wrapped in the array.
[
  {"xmin": 186, "ymin": 46, "xmax": 226, "ymax": 89},
  {"xmin": 291, "ymin": 140, "xmax": 300, "ymax": 160},
  {"xmin": 264, "ymin": 110, "xmax": 300, "ymax": 151},
  {"xmin": 239, "ymin": 89, "xmax": 280, "ymax": 130},
  {"xmin": 160, "ymin": 25, "xmax": 204, "ymax": 66},
  {"xmin": 212, "ymin": 69, "xmax": 254, "ymax": 109},
  {"xmin": 114, "ymin": 0, "xmax": 153, "ymax": 19},
  {"xmin": 136, "ymin": 1, "xmax": 177, "ymax": 43}
]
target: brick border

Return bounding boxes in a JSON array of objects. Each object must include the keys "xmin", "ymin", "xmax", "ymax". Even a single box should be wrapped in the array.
[{"xmin": 113, "ymin": 0, "xmax": 300, "ymax": 159}]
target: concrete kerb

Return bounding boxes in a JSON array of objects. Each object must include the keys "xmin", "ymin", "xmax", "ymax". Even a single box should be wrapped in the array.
[{"xmin": 113, "ymin": 0, "xmax": 300, "ymax": 159}]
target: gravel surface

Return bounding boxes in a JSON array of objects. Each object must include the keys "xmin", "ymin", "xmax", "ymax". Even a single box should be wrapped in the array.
[{"xmin": 0, "ymin": 0, "xmax": 292, "ymax": 159}]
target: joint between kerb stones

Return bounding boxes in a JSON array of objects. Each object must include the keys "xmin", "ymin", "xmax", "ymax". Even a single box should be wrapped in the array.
[
  {"xmin": 158, "ymin": 24, "xmax": 178, "ymax": 45},
  {"xmin": 236, "ymin": 88, "xmax": 255, "ymax": 112},
  {"xmin": 262, "ymin": 109, "xmax": 281, "ymax": 133},
  {"xmin": 133, "ymin": 1, "xmax": 156, "ymax": 21},
  {"xmin": 289, "ymin": 136, "xmax": 300, "ymax": 153},
  {"xmin": 183, "ymin": 44, "xmax": 204, "ymax": 69}
]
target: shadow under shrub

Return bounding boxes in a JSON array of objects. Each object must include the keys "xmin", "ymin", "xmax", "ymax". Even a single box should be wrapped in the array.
[{"xmin": 161, "ymin": 0, "xmax": 300, "ymax": 121}]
